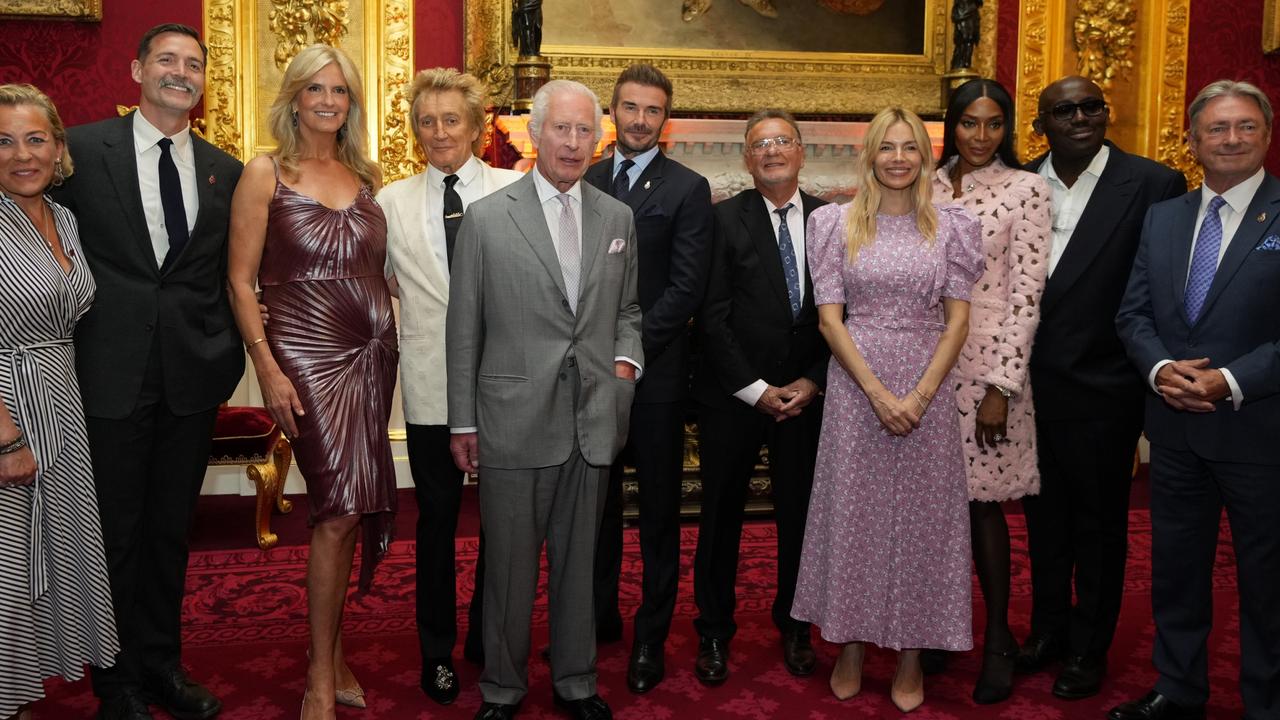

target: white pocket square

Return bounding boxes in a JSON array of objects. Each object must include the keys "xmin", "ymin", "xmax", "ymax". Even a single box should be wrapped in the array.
[{"xmin": 608, "ymin": 238, "xmax": 627, "ymax": 254}]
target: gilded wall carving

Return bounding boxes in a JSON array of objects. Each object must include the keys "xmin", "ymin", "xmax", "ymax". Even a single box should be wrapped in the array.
[
  {"xmin": 268, "ymin": 0, "xmax": 351, "ymax": 70},
  {"xmin": 1073, "ymin": 0, "xmax": 1136, "ymax": 90},
  {"xmin": 1155, "ymin": 0, "xmax": 1201, "ymax": 188},
  {"xmin": 0, "ymin": 0, "xmax": 100, "ymax": 20}
]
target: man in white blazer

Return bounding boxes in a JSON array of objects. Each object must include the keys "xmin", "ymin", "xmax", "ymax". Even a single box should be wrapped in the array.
[
  {"xmin": 447, "ymin": 79, "xmax": 643, "ymax": 720},
  {"xmin": 375, "ymin": 68, "xmax": 522, "ymax": 707}
]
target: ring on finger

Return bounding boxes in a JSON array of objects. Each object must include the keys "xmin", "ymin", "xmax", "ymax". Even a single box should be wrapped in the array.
[{"xmin": 992, "ymin": 432, "xmax": 1005, "ymax": 442}]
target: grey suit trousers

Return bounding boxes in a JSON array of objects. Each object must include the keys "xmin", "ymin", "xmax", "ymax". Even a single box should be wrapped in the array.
[{"xmin": 477, "ymin": 444, "xmax": 609, "ymax": 704}]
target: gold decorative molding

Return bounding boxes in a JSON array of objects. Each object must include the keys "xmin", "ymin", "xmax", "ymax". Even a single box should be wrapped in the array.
[
  {"xmin": 369, "ymin": 0, "xmax": 421, "ymax": 182},
  {"xmin": 1014, "ymin": 0, "xmax": 1070, "ymax": 160},
  {"xmin": 203, "ymin": 0, "xmax": 245, "ymax": 158},
  {"xmin": 1073, "ymin": 0, "xmax": 1136, "ymax": 90},
  {"xmin": 974, "ymin": 0, "xmax": 1000, "ymax": 81},
  {"xmin": 268, "ymin": 0, "xmax": 352, "ymax": 70},
  {"xmin": 1147, "ymin": 0, "xmax": 1200, "ymax": 188},
  {"xmin": 466, "ymin": 0, "xmax": 958, "ymax": 116},
  {"xmin": 1264, "ymin": 0, "xmax": 1280, "ymax": 54},
  {"xmin": 0, "ymin": 0, "xmax": 100, "ymax": 20}
]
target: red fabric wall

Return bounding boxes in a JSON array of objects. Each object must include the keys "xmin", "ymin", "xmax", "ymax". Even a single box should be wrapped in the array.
[{"xmin": 996, "ymin": 0, "xmax": 1020, "ymax": 94}]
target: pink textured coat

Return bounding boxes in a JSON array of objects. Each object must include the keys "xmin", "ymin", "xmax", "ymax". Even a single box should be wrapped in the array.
[{"xmin": 933, "ymin": 157, "xmax": 1051, "ymax": 502}]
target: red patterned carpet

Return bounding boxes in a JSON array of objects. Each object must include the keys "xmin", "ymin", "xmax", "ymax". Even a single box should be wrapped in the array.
[{"xmin": 35, "ymin": 502, "xmax": 1245, "ymax": 719}]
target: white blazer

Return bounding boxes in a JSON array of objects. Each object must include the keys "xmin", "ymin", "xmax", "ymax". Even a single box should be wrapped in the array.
[{"xmin": 377, "ymin": 158, "xmax": 524, "ymax": 425}]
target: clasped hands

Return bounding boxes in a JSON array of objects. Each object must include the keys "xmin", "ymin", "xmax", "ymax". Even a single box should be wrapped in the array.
[
  {"xmin": 868, "ymin": 386, "xmax": 929, "ymax": 436},
  {"xmin": 754, "ymin": 378, "xmax": 819, "ymax": 422},
  {"xmin": 1155, "ymin": 358, "xmax": 1229, "ymax": 413}
]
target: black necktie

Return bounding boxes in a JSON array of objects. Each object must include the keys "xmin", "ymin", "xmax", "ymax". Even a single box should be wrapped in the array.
[
  {"xmin": 613, "ymin": 158, "xmax": 635, "ymax": 200},
  {"xmin": 443, "ymin": 173, "xmax": 463, "ymax": 269},
  {"xmin": 157, "ymin": 138, "xmax": 189, "ymax": 270}
]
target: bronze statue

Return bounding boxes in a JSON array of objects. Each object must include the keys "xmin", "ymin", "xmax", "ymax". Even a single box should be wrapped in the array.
[
  {"xmin": 950, "ymin": 0, "xmax": 983, "ymax": 70},
  {"xmin": 512, "ymin": 0, "xmax": 543, "ymax": 57}
]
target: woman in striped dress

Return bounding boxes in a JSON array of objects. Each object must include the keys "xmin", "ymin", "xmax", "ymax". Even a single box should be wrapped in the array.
[{"xmin": 0, "ymin": 84, "xmax": 119, "ymax": 720}]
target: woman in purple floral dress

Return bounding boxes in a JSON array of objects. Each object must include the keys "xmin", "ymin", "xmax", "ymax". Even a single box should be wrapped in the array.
[{"xmin": 791, "ymin": 107, "xmax": 984, "ymax": 713}]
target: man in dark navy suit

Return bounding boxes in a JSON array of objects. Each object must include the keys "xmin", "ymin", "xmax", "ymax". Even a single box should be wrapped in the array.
[
  {"xmin": 585, "ymin": 63, "xmax": 713, "ymax": 694},
  {"xmin": 1113, "ymin": 79, "xmax": 1280, "ymax": 720}
]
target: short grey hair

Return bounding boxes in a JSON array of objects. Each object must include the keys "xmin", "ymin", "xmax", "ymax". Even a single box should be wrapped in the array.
[
  {"xmin": 528, "ymin": 79, "xmax": 604, "ymax": 145},
  {"xmin": 1188, "ymin": 79, "xmax": 1274, "ymax": 134}
]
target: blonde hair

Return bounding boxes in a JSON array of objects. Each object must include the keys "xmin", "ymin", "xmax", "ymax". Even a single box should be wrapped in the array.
[
  {"xmin": 267, "ymin": 45, "xmax": 380, "ymax": 189},
  {"xmin": 0, "ymin": 83, "xmax": 74, "ymax": 181},
  {"xmin": 846, "ymin": 106, "xmax": 936, "ymax": 262},
  {"xmin": 407, "ymin": 67, "xmax": 489, "ymax": 156}
]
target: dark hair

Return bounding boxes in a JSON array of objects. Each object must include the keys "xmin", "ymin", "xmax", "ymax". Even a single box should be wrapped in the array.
[
  {"xmin": 940, "ymin": 78, "xmax": 1020, "ymax": 170},
  {"xmin": 137, "ymin": 23, "xmax": 207, "ymax": 63},
  {"xmin": 744, "ymin": 108, "xmax": 802, "ymax": 143},
  {"xmin": 610, "ymin": 63, "xmax": 673, "ymax": 117}
]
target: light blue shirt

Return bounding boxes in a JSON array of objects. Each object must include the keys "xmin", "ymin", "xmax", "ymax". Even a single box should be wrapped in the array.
[{"xmin": 611, "ymin": 145, "xmax": 660, "ymax": 194}]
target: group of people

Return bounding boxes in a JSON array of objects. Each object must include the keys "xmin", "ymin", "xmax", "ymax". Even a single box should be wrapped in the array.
[{"xmin": 1, "ymin": 19, "xmax": 1277, "ymax": 720}]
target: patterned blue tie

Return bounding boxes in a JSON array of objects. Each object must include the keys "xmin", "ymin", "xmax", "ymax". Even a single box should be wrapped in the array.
[
  {"xmin": 1184, "ymin": 195, "xmax": 1226, "ymax": 324},
  {"xmin": 775, "ymin": 204, "xmax": 802, "ymax": 319},
  {"xmin": 613, "ymin": 158, "xmax": 635, "ymax": 199}
]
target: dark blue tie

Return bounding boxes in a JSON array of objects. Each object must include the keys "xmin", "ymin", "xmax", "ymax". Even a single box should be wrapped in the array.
[
  {"xmin": 1185, "ymin": 195, "xmax": 1226, "ymax": 324},
  {"xmin": 157, "ymin": 138, "xmax": 190, "ymax": 270},
  {"xmin": 775, "ymin": 204, "xmax": 802, "ymax": 319},
  {"xmin": 613, "ymin": 158, "xmax": 635, "ymax": 199}
]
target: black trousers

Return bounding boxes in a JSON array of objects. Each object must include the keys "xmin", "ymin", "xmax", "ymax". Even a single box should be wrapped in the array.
[
  {"xmin": 406, "ymin": 423, "xmax": 484, "ymax": 661},
  {"xmin": 1148, "ymin": 444, "xmax": 1280, "ymax": 717},
  {"xmin": 88, "ymin": 339, "xmax": 219, "ymax": 698},
  {"xmin": 594, "ymin": 401, "xmax": 686, "ymax": 645},
  {"xmin": 1022, "ymin": 414, "xmax": 1141, "ymax": 660},
  {"xmin": 692, "ymin": 397, "xmax": 821, "ymax": 641}
]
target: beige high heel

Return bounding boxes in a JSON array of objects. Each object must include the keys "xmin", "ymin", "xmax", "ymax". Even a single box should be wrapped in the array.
[
  {"xmin": 334, "ymin": 685, "xmax": 367, "ymax": 709},
  {"xmin": 829, "ymin": 642, "xmax": 865, "ymax": 700},
  {"xmin": 890, "ymin": 650, "xmax": 925, "ymax": 713}
]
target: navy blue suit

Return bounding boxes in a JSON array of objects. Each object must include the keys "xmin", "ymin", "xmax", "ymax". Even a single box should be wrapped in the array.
[{"xmin": 1116, "ymin": 173, "xmax": 1280, "ymax": 717}]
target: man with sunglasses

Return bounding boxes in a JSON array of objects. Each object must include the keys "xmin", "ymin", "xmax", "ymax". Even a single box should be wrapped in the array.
[
  {"xmin": 690, "ymin": 109, "xmax": 829, "ymax": 685},
  {"xmin": 1017, "ymin": 75, "xmax": 1185, "ymax": 701}
]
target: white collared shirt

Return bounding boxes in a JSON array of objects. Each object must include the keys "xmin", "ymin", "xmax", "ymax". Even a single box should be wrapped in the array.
[
  {"xmin": 532, "ymin": 167, "xmax": 584, "ymax": 261},
  {"xmin": 133, "ymin": 111, "xmax": 198, "ymax": 267},
  {"xmin": 1039, "ymin": 143, "xmax": 1110, "ymax": 276},
  {"xmin": 424, "ymin": 154, "xmax": 486, "ymax": 277}
]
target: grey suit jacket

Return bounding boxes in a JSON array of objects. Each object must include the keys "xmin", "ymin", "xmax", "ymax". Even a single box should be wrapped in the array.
[{"xmin": 445, "ymin": 172, "xmax": 643, "ymax": 469}]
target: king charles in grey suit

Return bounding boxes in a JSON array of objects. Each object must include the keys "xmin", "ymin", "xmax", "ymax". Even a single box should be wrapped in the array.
[
  {"xmin": 446, "ymin": 80, "xmax": 642, "ymax": 720},
  {"xmin": 1113, "ymin": 80, "xmax": 1280, "ymax": 720}
]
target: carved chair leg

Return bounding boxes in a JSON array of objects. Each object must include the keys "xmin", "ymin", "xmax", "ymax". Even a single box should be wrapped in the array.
[
  {"xmin": 272, "ymin": 436, "xmax": 294, "ymax": 514},
  {"xmin": 246, "ymin": 462, "xmax": 280, "ymax": 550}
]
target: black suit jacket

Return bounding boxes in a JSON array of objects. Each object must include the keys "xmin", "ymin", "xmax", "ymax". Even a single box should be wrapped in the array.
[
  {"xmin": 693, "ymin": 188, "xmax": 831, "ymax": 409},
  {"xmin": 584, "ymin": 151, "xmax": 713, "ymax": 403},
  {"xmin": 1025, "ymin": 142, "xmax": 1186, "ymax": 420},
  {"xmin": 55, "ymin": 112, "xmax": 245, "ymax": 419},
  {"xmin": 1117, "ymin": 173, "xmax": 1280, "ymax": 465}
]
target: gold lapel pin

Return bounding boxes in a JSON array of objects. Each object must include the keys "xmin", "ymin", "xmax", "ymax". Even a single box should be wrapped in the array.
[
  {"xmin": 644, "ymin": 181, "xmax": 651, "ymax": 190},
  {"xmin": 1258, "ymin": 212, "xmax": 1268, "ymax": 222}
]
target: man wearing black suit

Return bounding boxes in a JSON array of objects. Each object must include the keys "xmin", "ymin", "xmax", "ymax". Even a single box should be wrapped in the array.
[
  {"xmin": 690, "ymin": 109, "xmax": 828, "ymax": 686},
  {"xmin": 584, "ymin": 64, "xmax": 713, "ymax": 694},
  {"xmin": 1017, "ymin": 75, "xmax": 1186, "ymax": 700},
  {"xmin": 55, "ymin": 24, "xmax": 243, "ymax": 720},
  {"xmin": 1111, "ymin": 80, "xmax": 1280, "ymax": 720}
]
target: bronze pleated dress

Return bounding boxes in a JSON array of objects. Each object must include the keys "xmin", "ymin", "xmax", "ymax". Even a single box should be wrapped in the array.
[{"xmin": 259, "ymin": 172, "xmax": 398, "ymax": 589}]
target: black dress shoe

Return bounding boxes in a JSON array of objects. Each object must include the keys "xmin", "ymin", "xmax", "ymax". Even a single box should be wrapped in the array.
[
  {"xmin": 972, "ymin": 647, "xmax": 1018, "ymax": 704},
  {"xmin": 474, "ymin": 701, "xmax": 519, "ymax": 720},
  {"xmin": 781, "ymin": 627, "xmax": 816, "ymax": 676},
  {"xmin": 627, "ymin": 642, "xmax": 665, "ymax": 693},
  {"xmin": 1107, "ymin": 691, "xmax": 1206, "ymax": 720},
  {"xmin": 142, "ymin": 667, "xmax": 221, "ymax": 720},
  {"xmin": 1052, "ymin": 655, "xmax": 1106, "ymax": 699},
  {"xmin": 552, "ymin": 693, "xmax": 612, "ymax": 719},
  {"xmin": 919, "ymin": 648, "xmax": 949, "ymax": 675},
  {"xmin": 421, "ymin": 657, "xmax": 460, "ymax": 705},
  {"xmin": 694, "ymin": 636, "xmax": 729, "ymax": 686},
  {"xmin": 97, "ymin": 692, "xmax": 154, "ymax": 720},
  {"xmin": 1014, "ymin": 632, "xmax": 1064, "ymax": 674}
]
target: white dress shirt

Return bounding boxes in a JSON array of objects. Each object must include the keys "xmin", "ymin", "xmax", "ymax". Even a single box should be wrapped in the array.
[
  {"xmin": 1039, "ymin": 143, "xmax": 1110, "ymax": 276},
  {"xmin": 734, "ymin": 189, "xmax": 806, "ymax": 407},
  {"xmin": 133, "ymin": 111, "xmax": 198, "ymax": 267},
  {"xmin": 424, "ymin": 155, "xmax": 488, "ymax": 278},
  {"xmin": 1147, "ymin": 167, "xmax": 1265, "ymax": 410}
]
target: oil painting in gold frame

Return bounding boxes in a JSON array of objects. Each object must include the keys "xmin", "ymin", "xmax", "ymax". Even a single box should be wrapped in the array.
[{"xmin": 0, "ymin": 0, "xmax": 101, "ymax": 21}]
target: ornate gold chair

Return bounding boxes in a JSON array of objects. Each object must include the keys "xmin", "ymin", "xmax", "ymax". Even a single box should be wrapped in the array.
[{"xmin": 208, "ymin": 405, "xmax": 293, "ymax": 549}]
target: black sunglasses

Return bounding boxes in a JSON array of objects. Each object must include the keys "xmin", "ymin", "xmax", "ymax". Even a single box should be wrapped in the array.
[{"xmin": 1042, "ymin": 98, "xmax": 1108, "ymax": 122}]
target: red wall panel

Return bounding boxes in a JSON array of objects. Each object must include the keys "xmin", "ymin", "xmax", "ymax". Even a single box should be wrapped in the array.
[{"xmin": 996, "ymin": 0, "xmax": 1019, "ymax": 93}]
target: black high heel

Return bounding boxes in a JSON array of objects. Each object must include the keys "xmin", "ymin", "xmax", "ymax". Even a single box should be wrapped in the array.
[{"xmin": 972, "ymin": 646, "xmax": 1019, "ymax": 704}]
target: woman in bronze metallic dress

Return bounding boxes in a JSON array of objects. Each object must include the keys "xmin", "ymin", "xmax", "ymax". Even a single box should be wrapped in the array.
[{"xmin": 227, "ymin": 45, "xmax": 397, "ymax": 720}]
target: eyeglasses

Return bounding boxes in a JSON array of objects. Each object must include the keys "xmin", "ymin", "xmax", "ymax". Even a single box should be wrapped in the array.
[
  {"xmin": 748, "ymin": 135, "xmax": 800, "ymax": 154},
  {"xmin": 1041, "ymin": 98, "xmax": 1108, "ymax": 122}
]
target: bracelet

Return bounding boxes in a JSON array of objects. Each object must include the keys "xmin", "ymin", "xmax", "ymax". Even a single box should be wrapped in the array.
[
  {"xmin": 993, "ymin": 384, "xmax": 1013, "ymax": 399},
  {"xmin": 0, "ymin": 434, "xmax": 27, "ymax": 455},
  {"xmin": 245, "ymin": 337, "xmax": 266, "ymax": 350},
  {"xmin": 910, "ymin": 388, "xmax": 931, "ymax": 412}
]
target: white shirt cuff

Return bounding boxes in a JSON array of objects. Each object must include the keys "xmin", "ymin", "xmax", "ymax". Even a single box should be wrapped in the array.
[
  {"xmin": 1148, "ymin": 359, "xmax": 1174, "ymax": 394},
  {"xmin": 1220, "ymin": 368, "xmax": 1243, "ymax": 411},
  {"xmin": 615, "ymin": 356, "xmax": 643, "ymax": 380},
  {"xmin": 734, "ymin": 379, "xmax": 767, "ymax": 407},
  {"xmin": 450, "ymin": 427, "xmax": 477, "ymax": 434}
]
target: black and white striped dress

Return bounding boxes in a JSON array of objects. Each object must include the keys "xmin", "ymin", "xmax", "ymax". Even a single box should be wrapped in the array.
[{"xmin": 0, "ymin": 194, "xmax": 119, "ymax": 715}]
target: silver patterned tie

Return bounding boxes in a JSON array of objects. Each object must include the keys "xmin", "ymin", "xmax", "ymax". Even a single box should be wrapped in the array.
[{"xmin": 555, "ymin": 193, "xmax": 580, "ymax": 313}]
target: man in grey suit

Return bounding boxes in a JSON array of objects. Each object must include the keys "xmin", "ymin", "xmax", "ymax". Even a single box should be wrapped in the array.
[
  {"xmin": 55, "ymin": 23, "xmax": 242, "ymax": 720},
  {"xmin": 446, "ymin": 79, "xmax": 643, "ymax": 720}
]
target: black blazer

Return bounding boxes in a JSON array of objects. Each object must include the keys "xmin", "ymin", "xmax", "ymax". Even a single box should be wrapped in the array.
[
  {"xmin": 584, "ymin": 151, "xmax": 713, "ymax": 403},
  {"xmin": 55, "ymin": 112, "xmax": 245, "ymax": 419},
  {"xmin": 693, "ymin": 188, "xmax": 830, "ymax": 410},
  {"xmin": 1025, "ymin": 142, "xmax": 1186, "ymax": 420},
  {"xmin": 1117, "ymin": 173, "xmax": 1280, "ymax": 465}
]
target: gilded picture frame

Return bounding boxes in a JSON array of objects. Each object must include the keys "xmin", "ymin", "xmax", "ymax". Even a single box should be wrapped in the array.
[
  {"xmin": 465, "ymin": 0, "xmax": 962, "ymax": 116},
  {"xmin": 1265, "ymin": 0, "xmax": 1280, "ymax": 54},
  {"xmin": 0, "ymin": 0, "xmax": 101, "ymax": 21}
]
